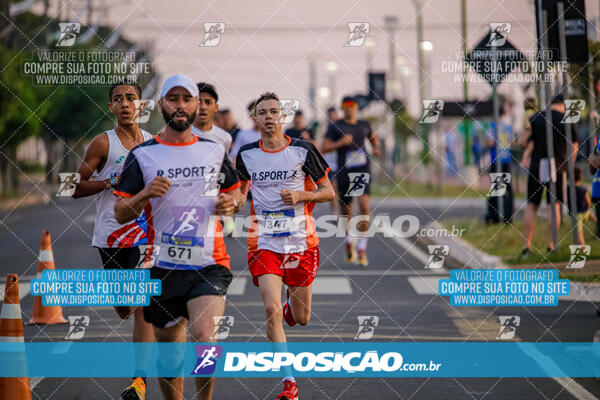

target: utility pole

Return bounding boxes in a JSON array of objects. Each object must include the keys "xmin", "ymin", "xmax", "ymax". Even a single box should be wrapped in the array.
[
  {"xmin": 461, "ymin": 0, "xmax": 471, "ymax": 166},
  {"xmin": 412, "ymin": 0, "xmax": 429, "ymax": 162}
]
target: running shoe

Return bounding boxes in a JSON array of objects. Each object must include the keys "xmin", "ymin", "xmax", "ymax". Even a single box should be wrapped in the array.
[
  {"xmin": 121, "ymin": 377, "xmax": 146, "ymax": 400},
  {"xmin": 357, "ymin": 249, "xmax": 368, "ymax": 267},
  {"xmin": 282, "ymin": 289, "xmax": 296, "ymax": 327},
  {"xmin": 345, "ymin": 241, "xmax": 357, "ymax": 263},
  {"xmin": 276, "ymin": 379, "xmax": 299, "ymax": 400}
]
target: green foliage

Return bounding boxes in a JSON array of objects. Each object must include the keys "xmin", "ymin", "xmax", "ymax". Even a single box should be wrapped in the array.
[{"xmin": 0, "ymin": 43, "xmax": 48, "ymax": 148}]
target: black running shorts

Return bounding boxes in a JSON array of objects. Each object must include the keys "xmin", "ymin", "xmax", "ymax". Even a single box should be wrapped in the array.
[{"xmin": 143, "ymin": 265, "xmax": 232, "ymax": 328}]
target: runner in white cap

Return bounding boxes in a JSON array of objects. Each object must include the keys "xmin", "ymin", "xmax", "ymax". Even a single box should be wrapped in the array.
[
  {"xmin": 72, "ymin": 79, "xmax": 154, "ymax": 400},
  {"xmin": 114, "ymin": 73, "xmax": 241, "ymax": 400}
]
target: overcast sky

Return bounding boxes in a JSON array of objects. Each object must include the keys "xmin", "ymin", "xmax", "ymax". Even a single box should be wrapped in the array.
[{"xmin": 35, "ymin": 0, "xmax": 600, "ymax": 125}]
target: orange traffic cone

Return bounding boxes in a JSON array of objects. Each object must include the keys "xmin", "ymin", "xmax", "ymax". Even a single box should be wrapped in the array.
[
  {"xmin": 0, "ymin": 274, "xmax": 32, "ymax": 400},
  {"xmin": 28, "ymin": 231, "xmax": 67, "ymax": 324}
]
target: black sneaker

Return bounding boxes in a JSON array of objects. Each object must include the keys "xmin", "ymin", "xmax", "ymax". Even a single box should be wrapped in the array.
[{"xmin": 519, "ymin": 248, "xmax": 530, "ymax": 259}]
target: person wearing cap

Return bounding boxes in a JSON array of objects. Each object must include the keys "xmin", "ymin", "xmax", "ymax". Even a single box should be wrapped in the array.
[
  {"xmin": 114, "ymin": 74, "xmax": 242, "ymax": 400},
  {"xmin": 72, "ymin": 79, "xmax": 155, "ymax": 400},
  {"xmin": 321, "ymin": 96, "xmax": 380, "ymax": 266},
  {"xmin": 517, "ymin": 93, "xmax": 578, "ymax": 258}
]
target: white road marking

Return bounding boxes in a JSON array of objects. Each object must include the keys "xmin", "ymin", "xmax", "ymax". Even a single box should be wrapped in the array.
[
  {"xmin": 228, "ymin": 277, "xmax": 247, "ymax": 296},
  {"xmin": 518, "ymin": 342, "xmax": 599, "ymax": 400},
  {"xmin": 30, "ymin": 377, "xmax": 44, "ymax": 391},
  {"xmin": 407, "ymin": 276, "xmax": 443, "ymax": 295},
  {"xmin": 228, "ymin": 276, "xmax": 353, "ymax": 295},
  {"xmin": 381, "ymin": 226, "xmax": 448, "ymax": 274},
  {"xmin": 312, "ymin": 277, "xmax": 352, "ymax": 295}
]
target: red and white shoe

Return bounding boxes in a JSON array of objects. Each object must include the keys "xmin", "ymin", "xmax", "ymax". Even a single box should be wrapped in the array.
[
  {"xmin": 282, "ymin": 289, "xmax": 296, "ymax": 327},
  {"xmin": 276, "ymin": 379, "xmax": 299, "ymax": 400}
]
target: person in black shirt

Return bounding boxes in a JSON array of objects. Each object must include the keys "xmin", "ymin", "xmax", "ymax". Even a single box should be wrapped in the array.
[
  {"xmin": 322, "ymin": 96, "xmax": 381, "ymax": 266},
  {"xmin": 517, "ymin": 94, "xmax": 578, "ymax": 256},
  {"xmin": 285, "ymin": 110, "xmax": 315, "ymax": 144}
]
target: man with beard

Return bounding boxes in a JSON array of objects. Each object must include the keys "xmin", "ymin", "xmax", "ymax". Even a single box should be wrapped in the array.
[
  {"xmin": 114, "ymin": 74, "xmax": 241, "ymax": 400},
  {"xmin": 72, "ymin": 80, "xmax": 154, "ymax": 400}
]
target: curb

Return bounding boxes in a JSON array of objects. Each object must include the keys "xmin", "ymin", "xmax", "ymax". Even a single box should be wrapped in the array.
[{"xmin": 421, "ymin": 220, "xmax": 600, "ymax": 302}]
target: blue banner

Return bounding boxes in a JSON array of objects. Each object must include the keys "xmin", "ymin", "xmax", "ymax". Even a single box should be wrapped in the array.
[{"xmin": 0, "ymin": 342, "xmax": 597, "ymax": 378}]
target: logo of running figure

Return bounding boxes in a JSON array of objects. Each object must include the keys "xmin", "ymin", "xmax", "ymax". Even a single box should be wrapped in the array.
[
  {"xmin": 137, "ymin": 245, "xmax": 159, "ymax": 268},
  {"xmin": 277, "ymin": 100, "xmax": 300, "ymax": 124},
  {"xmin": 57, "ymin": 172, "xmax": 81, "ymax": 196},
  {"xmin": 487, "ymin": 23, "xmax": 511, "ymax": 47},
  {"xmin": 211, "ymin": 316, "xmax": 234, "ymax": 340},
  {"xmin": 191, "ymin": 345, "xmax": 222, "ymax": 375},
  {"xmin": 133, "ymin": 100, "xmax": 155, "ymax": 123},
  {"xmin": 425, "ymin": 245, "xmax": 449, "ymax": 269},
  {"xmin": 562, "ymin": 100, "xmax": 586, "ymax": 123},
  {"xmin": 488, "ymin": 173, "xmax": 511, "ymax": 197},
  {"xmin": 201, "ymin": 172, "xmax": 226, "ymax": 197},
  {"xmin": 345, "ymin": 173, "xmax": 370, "ymax": 197},
  {"xmin": 496, "ymin": 316, "xmax": 520, "ymax": 340},
  {"xmin": 344, "ymin": 22, "xmax": 370, "ymax": 47},
  {"xmin": 56, "ymin": 22, "xmax": 81, "ymax": 47},
  {"xmin": 566, "ymin": 245, "xmax": 591, "ymax": 269},
  {"xmin": 199, "ymin": 23, "xmax": 225, "ymax": 47},
  {"xmin": 420, "ymin": 100, "xmax": 444, "ymax": 124},
  {"xmin": 282, "ymin": 245, "xmax": 303, "ymax": 270},
  {"xmin": 172, "ymin": 206, "xmax": 202, "ymax": 237},
  {"xmin": 354, "ymin": 315, "xmax": 379, "ymax": 339},
  {"xmin": 65, "ymin": 316, "xmax": 90, "ymax": 340}
]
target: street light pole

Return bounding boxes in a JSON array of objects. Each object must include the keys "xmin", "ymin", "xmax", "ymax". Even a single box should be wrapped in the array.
[
  {"xmin": 412, "ymin": 0, "xmax": 429, "ymax": 162},
  {"xmin": 461, "ymin": 0, "xmax": 471, "ymax": 166}
]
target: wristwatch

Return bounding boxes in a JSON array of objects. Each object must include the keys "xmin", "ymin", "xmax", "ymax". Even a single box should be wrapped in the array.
[{"xmin": 109, "ymin": 176, "xmax": 119, "ymax": 188}]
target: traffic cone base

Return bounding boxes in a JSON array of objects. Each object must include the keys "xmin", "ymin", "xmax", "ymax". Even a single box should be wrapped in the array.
[
  {"xmin": 0, "ymin": 274, "xmax": 32, "ymax": 400},
  {"xmin": 29, "ymin": 230, "xmax": 67, "ymax": 325}
]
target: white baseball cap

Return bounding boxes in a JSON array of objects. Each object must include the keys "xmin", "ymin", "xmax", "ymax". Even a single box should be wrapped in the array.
[{"xmin": 159, "ymin": 74, "xmax": 199, "ymax": 98}]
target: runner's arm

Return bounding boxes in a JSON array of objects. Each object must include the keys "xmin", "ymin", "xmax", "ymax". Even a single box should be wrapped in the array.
[
  {"xmin": 235, "ymin": 151, "xmax": 251, "ymax": 211},
  {"xmin": 322, "ymin": 122, "xmax": 351, "ymax": 153},
  {"xmin": 321, "ymin": 135, "xmax": 353, "ymax": 153},
  {"xmin": 114, "ymin": 177, "xmax": 170, "ymax": 224},
  {"xmin": 113, "ymin": 151, "xmax": 170, "ymax": 224},
  {"xmin": 281, "ymin": 176, "xmax": 334, "ymax": 205},
  {"xmin": 237, "ymin": 180, "xmax": 250, "ymax": 212},
  {"xmin": 281, "ymin": 142, "xmax": 334, "ymax": 205},
  {"xmin": 215, "ymin": 156, "xmax": 241, "ymax": 215},
  {"xmin": 518, "ymin": 122, "xmax": 532, "ymax": 148},
  {"xmin": 368, "ymin": 130, "xmax": 381, "ymax": 157},
  {"xmin": 72, "ymin": 134, "xmax": 112, "ymax": 198}
]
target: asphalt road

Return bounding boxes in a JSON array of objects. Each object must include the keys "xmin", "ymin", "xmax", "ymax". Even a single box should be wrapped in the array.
[{"xmin": 0, "ymin": 196, "xmax": 598, "ymax": 399}]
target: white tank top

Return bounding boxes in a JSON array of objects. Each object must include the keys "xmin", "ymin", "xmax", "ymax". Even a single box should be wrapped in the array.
[{"xmin": 91, "ymin": 129, "xmax": 153, "ymax": 248}]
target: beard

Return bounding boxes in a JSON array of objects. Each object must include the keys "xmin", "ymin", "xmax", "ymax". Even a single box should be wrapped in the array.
[{"xmin": 161, "ymin": 108, "xmax": 196, "ymax": 131}]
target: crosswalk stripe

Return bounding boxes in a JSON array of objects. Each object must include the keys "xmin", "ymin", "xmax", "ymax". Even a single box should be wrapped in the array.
[
  {"xmin": 228, "ymin": 276, "xmax": 353, "ymax": 295},
  {"xmin": 228, "ymin": 277, "xmax": 247, "ymax": 296},
  {"xmin": 407, "ymin": 276, "xmax": 443, "ymax": 295},
  {"xmin": 312, "ymin": 277, "xmax": 352, "ymax": 295}
]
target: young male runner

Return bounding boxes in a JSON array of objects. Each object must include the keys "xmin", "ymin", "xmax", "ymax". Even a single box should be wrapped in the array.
[
  {"xmin": 72, "ymin": 80, "xmax": 154, "ymax": 400},
  {"xmin": 191, "ymin": 82, "xmax": 232, "ymax": 152},
  {"xmin": 114, "ymin": 74, "xmax": 241, "ymax": 400},
  {"xmin": 321, "ymin": 96, "xmax": 381, "ymax": 266},
  {"xmin": 191, "ymin": 82, "xmax": 235, "ymax": 235},
  {"xmin": 236, "ymin": 92, "xmax": 334, "ymax": 400}
]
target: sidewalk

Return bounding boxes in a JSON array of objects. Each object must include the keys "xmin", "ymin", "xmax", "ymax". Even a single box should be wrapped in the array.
[
  {"xmin": 421, "ymin": 219, "xmax": 600, "ymax": 302},
  {"xmin": 0, "ymin": 173, "xmax": 53, "ymax": 216}
]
